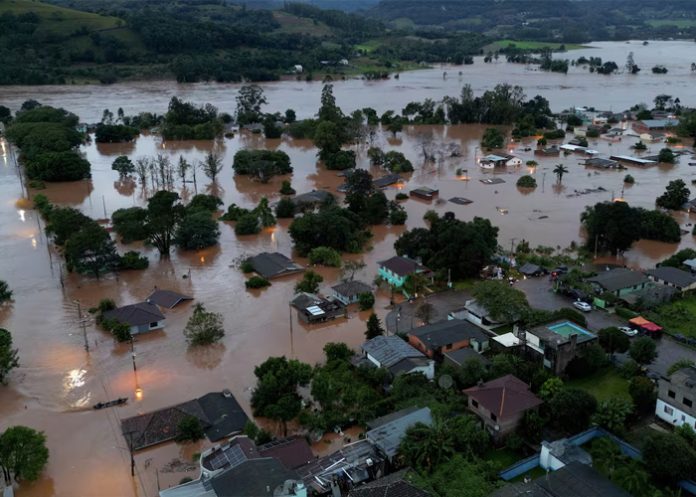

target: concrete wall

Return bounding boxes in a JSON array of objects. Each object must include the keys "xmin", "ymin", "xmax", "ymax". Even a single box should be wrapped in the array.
[
  {"xmin": 656, "ymin": 399, "xmax": 696, "ymax": 429},
  {"xmin": 131, "ymin": 320, "xmax": 164, "ymax": 335}
]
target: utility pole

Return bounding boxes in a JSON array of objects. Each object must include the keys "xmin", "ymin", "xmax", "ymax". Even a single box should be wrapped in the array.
[
  {"xmin": 74, "ymin": 300, "xmax": 89, "ymax": 352},
  {"xmin": 510, "ymin": 238, "xmax": 517, "ymax": 258},
  {"xmin": 102, "ymin": 195, "xmax": 108, "ymax": 218},
  {"xmin": 288, "ymin": 303, "xmax": 294, "ymax": 359},
  {"xmin": 127, "ymin": 431, "xmax": 135, "ymax": 477}
]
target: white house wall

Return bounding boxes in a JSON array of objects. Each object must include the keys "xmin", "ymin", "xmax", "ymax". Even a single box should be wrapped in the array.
[{"xmin": 656, "ymin": 399, "xmax": 696, "ymax": 429}]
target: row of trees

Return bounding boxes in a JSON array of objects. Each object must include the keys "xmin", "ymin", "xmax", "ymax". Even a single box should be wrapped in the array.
[{"xmin": 5, "ymin": 104, "xmax": 90, "ymax": 182}]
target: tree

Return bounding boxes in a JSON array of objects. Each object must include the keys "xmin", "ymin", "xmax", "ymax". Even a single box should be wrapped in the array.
[
  {"xmin": 668, "ymin": 359, "xmax": 695, "ymax": 376},
  {"xmin": 111, "ymin": 156, "xmax": 135, "ymax": 177},
  {"xmin": 0, "ymin": 329, "xmax": 19, "ymax": 384},
  {"xmin": 592, "ymin": 398, "xmax": 633, "ymax": 436},
  {"xmin": 175, "ymin": 211, "xmax": 220, "ymax": 250},
  {"xmin": 580, "ymin": 201, "xmax": 641, "ymax": 255},
  {"xmin": 628, "ymin": 376, "xmax": 656, "ymax": 414},
  {"xmin": 344, "ymin": 169, "xmax": 374, "ymax": 215},
  {"xmin": 251, "ymin": 357, "xmax": 312, "ymax": 435},
  {"xmin": 656, "ymin": 179, "xmax": 689, "ymax": 210},
  {"xmin": 358, "ymin": 292, "xmax": 375, "ymax": 311},
  {"xmin": 516, "ymin": 175, "xmax": 537, "ymax": 188},
  {"xmin": 183, "ymin": 303, "xmax": 224, "ymax": 346},
  {"xmin": 539, "ymin": 377, "xmax": 564, "ymax": 401},
  {"xmin": 658, "ymin": 148, "xmax": 675, "ymax": 164},
  {"xmin": 629, "ymin": 337, "xmax": 657, "ymax": 365},
  {"xmin": 398, "ymin": 421, "xmax": 454, "ymax": 473},
  {"xmin": 643, "ymin": 432, "xmax": 696, "ymax": 485},
  {"xmin": 112, "ymin": 207, "xmax": 148, "ymax": 243},
  {"xmin": 365, "ymin": 313, "xmax": 384, "ymax": 339},
  {"xmin": 253, "ymin": 197, "xmax": 276, "ymax": 228},
  {"xmin": 0, "ymin": 282, "xmax": 12, "ymax": 305},
  {"xmin": 64, "ymin": 223, "xmax": 120, "ymax": 278},
  {"xmin": 0, "ymin": 426, "xmax": 49, "ymax": 483},
  {"xmin": 387, "ymin": 118, "xmax": 403, "ymax": 137},
  {"xmin": 623, "ymin": 174, "xmax": 635, "ymax": 184},
  {"xmin": 323, "ymin": 342, "xmax": 353, "ymax": 362},
  {"xmin": 549, "ymin": 387, "xmax": 597, "ymax": 433},
  {"xmin": 553, "ymin": 163, "xmax": 569, "ymax": 183},
  {"xmin": 415, "ymin": 302, "xmax": 435, "ymax": 324},
  {"xmin": 176, "ymin": 416, "xmax": 204, "ymax": 442},
  {"xmin": 295, "ymin": 270, "xmax": 323, "ymax": 294},
  {"xmin": 481, "ymin": 127, "xmax": 504, "ymax": 149},
  {"xmin": 279, "ymin": 180, "xmax": 295, "ymax": 195},
  {"xmin": 597, "ymin": 327, "xmax": 630, "ymax": 356},
  {"xmin": 472, "ymin": 281, "xmax": 529, "ymax": 323},
  {"xmin": 235, "ymin": 85, "xmax": 267, "ymax": 125},
  {"xmin": 235, "ymin": 213, "xmax": 261, "ymax": 235},
  {"xmin": 341, "ymin": 260, "xmax": 366, "ymax": 282},
  {"xmin": 145, "ymin": 191, "xmax": 185, "ymax": 256},
  {"xmin": 177, "ymin": 156, "xmax": 190, "ymax": 183},
  {"xmin": 201, "ymin": 152, "xmax": 223, "ymax": 182},
  {"xmin": 288, "ymin": 206, "xmax": 369, "ymax": 255},
  {"xmin": 275, "ymin": 198, "xmax": 296, "ymax": 218},
  {"xmin": 308, "ymin": 247, "xmax": 341, "ymax": 267},
  {"xmin": 449, "ymin": 415, "xmax": 490, "ymax": 459}
]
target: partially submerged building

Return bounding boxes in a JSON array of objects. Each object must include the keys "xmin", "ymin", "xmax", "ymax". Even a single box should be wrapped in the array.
[
  {"xmin": 291, "ymin": 292, "xmax": 346, "ymax": 324},
  {"xmin": 249, "ymin": 252, "xmax": 304, "ymax": 280},
  {"xmin": 102, "ymin": 302, "xmax": 165, "ymax": 335},
  {"xmin": 377, "ymin": 256, "xmax": 431, "ymax": 288},
  {"xmin": 331, "ymin": 280, "xmax": 372, "ymax": 305}
]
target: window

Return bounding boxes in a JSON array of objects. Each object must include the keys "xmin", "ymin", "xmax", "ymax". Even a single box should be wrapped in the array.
[
  {"xmin": 490, "ymin": 413, "xmax": 497, "ymax": 421},
  {"xmin": 664, "ymin": 405, "xmax": 674, "ymax": 415},
  {"xmin": 150, "ymin": 322, "xmax": 159, "ymax": 328},
  {"xmin": 668, "ymin": 390, "xmax": 676, "ymax": 399},
  {"xmin": 471, "ymin": 399, "xmax": 479, "ymax": 408},
  {"xmin": 684, "ymin": 398, "xmax": 693, "ymax": 408}
]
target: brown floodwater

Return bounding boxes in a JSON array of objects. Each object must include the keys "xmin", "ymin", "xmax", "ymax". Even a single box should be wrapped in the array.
[
  {"xmin": 0, "ymin": 40, "xmax": 695, "ymax": 121},
  {"xmin": 1, "ymin": 40, "xmax": 696, "ymax": 497}
]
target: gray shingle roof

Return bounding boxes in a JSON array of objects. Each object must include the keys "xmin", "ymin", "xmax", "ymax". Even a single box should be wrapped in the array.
[
  {"xmin": 647, "ymin": 266, "xmax": 696, "ymax": 288},
  {"xmin": 291, "ymin": 190, "xmax": 333, "ymax": 206},
  {"xmin": 147, "ymin": 289, "xmax": 193, "ymax": 309},
  {"xmin": 587, "ymin": 268, "xmax": 649, "ymax": 292},
  {"xmin": 443, "ymin": 348, "xmax": 491, "ymax": 367},
  {"xmin": 332, "ymin": 280, "xmax": 372, "ymax": 298},
  {"xmin": 249, "ymin": 252, "xmax": 304, "ymax": 279},
  {"xmin": 408, "ymin": 319, "xmax": 488, "ymax": 351},
  {"xmin": 366, "ymin": 407, "xmax": 432, "ymax": 459},
  {"xmin": 348, "ymin": 469, "xmax": 430, "ymax": 497},
  {"xmin": 210, "ymin": 458, "xmax": 301, "ymax": 497},
  {"xmin": 491, "ymin": 461, "xmax": 631, "ymax": 497},
  {"xmin": 362, "ymin": 335, "xmax": 425, "ymax": 368},
  {"xmin": 379, "ymin": 256, "xmax": 429, "ymax": 277},
  {"xmin": 103, "ymin": 302, "xmax": 164, "ymax": 327}
]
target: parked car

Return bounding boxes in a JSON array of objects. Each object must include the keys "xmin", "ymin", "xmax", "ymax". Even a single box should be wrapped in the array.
[
  {"xmin": 573, "ymin": 301, "xmax": 592, "ymax": 312},
  {"xmin": 619, "ymin": 326, "xmax": 638, "ymax": 337}
]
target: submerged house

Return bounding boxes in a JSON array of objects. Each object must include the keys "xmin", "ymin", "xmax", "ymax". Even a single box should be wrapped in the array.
[
  {"xmin": 331, "ymin": 280, "xmax": 372, "ymax": 305},
  {"xmin": 249, "ymin": 252, "xmax": 304, "ymax": 280},
  {"xmin": 102, "ymin": 302, "xmax": 165, "ymax": 335},
  {"xmin": 480, "ymin": 154, "xmax": 521, "ymax": 168},
  {"xmin": 291, "ymin": 292, "xmax": 346, "ymax": 324}
]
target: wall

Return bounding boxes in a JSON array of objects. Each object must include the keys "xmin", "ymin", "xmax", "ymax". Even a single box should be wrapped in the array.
[{"xmin": 656, "ymin": 399, "xmax": 696, "ymax": 429}]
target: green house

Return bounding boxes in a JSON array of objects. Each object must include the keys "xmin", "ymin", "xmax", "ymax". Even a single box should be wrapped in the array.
[
  {"xmin": 378, "ymin": 256, "xmax": 430, "ymax": 288},
  {"xmin": 587, "ymin": 268, "xmax": 650, "ymax": 298}
]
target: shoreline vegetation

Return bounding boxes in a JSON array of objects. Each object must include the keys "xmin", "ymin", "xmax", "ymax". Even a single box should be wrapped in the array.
[{"xmin": 1, "ymin": 0, "xmax": 695, "ymax": 85}]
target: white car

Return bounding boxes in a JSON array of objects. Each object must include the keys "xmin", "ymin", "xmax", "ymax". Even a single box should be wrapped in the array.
[
  {"xmin": 619, "ymin": 326, "xmax": 638, "ymax": 337},
  {"xmin": 573, "ymin": 301, "xmax": 592, "ymax": 312}
]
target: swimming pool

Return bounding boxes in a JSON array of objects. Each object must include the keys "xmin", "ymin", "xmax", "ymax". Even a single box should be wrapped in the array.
[{"xmin": 547, "ymin": 321, "xmax": 594, "ymax": 338}]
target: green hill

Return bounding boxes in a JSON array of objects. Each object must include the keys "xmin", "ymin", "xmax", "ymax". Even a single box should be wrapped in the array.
[{"xmin": 0, "ymin": 0, "xmax": 123, "ymax": 34}]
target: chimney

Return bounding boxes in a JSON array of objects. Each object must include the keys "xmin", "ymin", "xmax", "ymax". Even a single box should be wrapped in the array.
[{"xmin": 569, "ymin": 333, "xmax": 578, "ymax": 354}]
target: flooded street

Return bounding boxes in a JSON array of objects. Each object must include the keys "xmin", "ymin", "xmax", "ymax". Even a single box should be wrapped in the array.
[
  {"xmin": 0, "ymin": 39, "xmax": 695, "ymax": 497},
  {"xmin": 0, "ymin": 40, "xmax": 695, "ymax": 121}
]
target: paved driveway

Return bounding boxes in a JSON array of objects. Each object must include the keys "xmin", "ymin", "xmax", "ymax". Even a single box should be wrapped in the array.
[{"xmin": 516, "ymin": 277, "xmax": 624, "ymax": 331}]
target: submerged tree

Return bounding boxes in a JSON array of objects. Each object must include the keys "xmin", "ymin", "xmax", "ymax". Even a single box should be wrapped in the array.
[
  {"xmin": 183, "ymin": 303, "xmax": 225, "ymax": 346},
  {"xmin": 0, "ymin": 426, "xmax": 49, "ymax": 484},
  {"xmin": 553, "ymin": 163, "xmax": 569, "ymax": 183},
  {"xmin": 145, "ymin": 191, "xmax": 185, "ymax": 256},
  {"xmin": 201, "ymin": 152, "xmax": 223, "ymax": 182},
  {"xmin": 0, "ymin": 329, "xmax": 19, "ymax": 384},
  {"xmin": 365, "ymin": 313, "xmax": 384, "ymax": 340},
  {"xmin": 0, "ymin": 281, "xmax": 12, "ymax": 305}
]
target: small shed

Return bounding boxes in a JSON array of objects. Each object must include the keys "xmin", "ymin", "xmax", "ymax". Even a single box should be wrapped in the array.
[
  {"xmin": 410, "ymin": 187, "xmax": 439, "ymax": 200},
  {"xmin": 103, "ymin": 302, "xmax": 165, "ymax": 335},
  {"xmin": 331, "ymin": 280, "xmax": 372, "ymax": 305}
]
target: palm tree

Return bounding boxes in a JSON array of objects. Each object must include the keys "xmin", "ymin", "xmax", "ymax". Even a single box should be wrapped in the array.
[
  {"xmin": 613, "ymin": 462, "xmax": 650, "ymax": 496},
  {"xmin": 590, "ymin": 438, "xmax": 622, "ymax": 478},
  {"xmin": 397, "ymin": 421, "xmax": 454, "ymax": 473},
  {"xmin": 553, "ymin": 163, "xmax": 569, "ymax": 184}
]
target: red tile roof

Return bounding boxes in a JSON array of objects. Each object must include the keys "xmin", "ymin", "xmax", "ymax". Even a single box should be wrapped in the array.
[{"xmin": 463, "ymin": 374, "xmax": 542, "ymax": 421}]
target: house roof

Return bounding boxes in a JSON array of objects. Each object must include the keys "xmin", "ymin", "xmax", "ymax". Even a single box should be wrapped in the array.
[
  {"xmin": 481, "ymin": 154, "xmax": 508, "ymax": 162},
  {"xmin": 647, "ymin": 266, "xmax": 696, "ymax": 288},
  {"xmin": 379, "ymin": 256, "xmax": 429, "ymax": 278},
  {"xmin": 103, "ymin": 302, "xmax": 165, "ymax": 327},
  {"xmin": 121, "ymin": 390, "xmax": 248, "ymax": 450},
  {"xmin": 249, "ymin": 252, "xmax": 304, "ymax": 279},
  {"xmin": 147, "ymin": 289, "xmax": 193, "ymax": 309},
  {"xmin": 210, "ymin": 458, "xmax": 301, "ymax": 497},
  {"xmin": 463, "ymin": 374, "xmax": 542, "ymax": 422},
  {"xmin": 443, "ymin": 348, "xmax": 491, "ymax": 367},
  {"xmin": 639, "ymin": 118, "xmax": 679, "ymax": 129},
  {"xmin": 587, "ymin": 268, "xmax": 649, "ymax": 292},
  {"xmin": 684, "ymin": 258, "xmax": 696, "ymax": 269},
  {"xmin": 257, "ymin": 437, "xmax": 316, "ymax": 470},
  {"xmin": 291, "ymin": 190, "xmax": 333, "ymax": 206},
  {"xmin": 528, "ymin": 320, "xmax": 597, "ymax": 348},
  {"xmin": 348, "ymin": 469, "xmax": 430, "ymax": 497},
  {"xmin": 491, "ymin": 461, "xmax": 631, "ymax": 497},
  {"xmin": 366, "ymin": 407, "xmax": 432, "ymax": 458},
  {"xmin": 408, "ymin": 319, "xmax": 489, "ymax": 351},
  {"xmin": 362, "ymin": 335, "xmax": 426, "ymax": 368},
  {"xmin": 388, "ymin": 357, "xmax": 432, "ymax": 376},
  {"xmin": 332, "ymin": 280, "xmax": 372, "ymax": 298}
]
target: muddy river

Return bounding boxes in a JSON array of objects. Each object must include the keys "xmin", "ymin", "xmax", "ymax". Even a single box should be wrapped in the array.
[{"xmin": 0, "ymin": 40, "xmax": 695, "ymax": 497}]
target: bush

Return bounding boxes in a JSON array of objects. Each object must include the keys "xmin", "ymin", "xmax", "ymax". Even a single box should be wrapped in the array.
[
  {"xmin": 119, "ymin": 251, "xmax": 149, "ymax": 270},
  {"xmin": 308, "ymin": 247, "xmax": 341, "ymax": 267},
  {"xmin": 516, "ymin": 175, "xmax": 537, "ymax": 188},
  {"xmin": 275, "ymin": 198, "xmax": 296, "ymax": 218},
  {"xmin": 623, "ymin": 174, "xmax": 635, "ymax": 184},
  {"xmin": 633, "ymin": 141, "xmax": 647, "ymax": 150},
  {"xmin": 324, "ymin": 150, "xmax": 356, "ymax": 170},
  {"xmin": 245, "ymin": 276, "xmax": 270, "ymax": 289},
  {"xmin": 0, "ymin": 281, "xmax": 12, "ymax": 304},
  {"xmin": 220, "ymin": 203, "xmax": 250, "ymax": 222},
  {"xmin": 615, "ymin": 306, "xmax": 639, "ymax": 320},
  {"xmin": 240, "ymin": 259, "xmax": 254, "ymax": 273},
  {"xmin": 235, "ymin": 213, "xmax": 261, "ymax": 235},
  {"xmin": 658, "ymin": 148, "xmax": 675, "ymax": 164},
  {"xmin": 643, "ymin": 432, "xmax": 696, "ymax": 485},
  {"xmin": 629, "ymin": 375, "xmax": 656, "ymax": 413},
  {"xmin": 395, "ymin": 192, "xmax": 408, "ymax": 201},
  {"xmin": 232, "ymin": 150, "xmax": 292, "ymax": 181},
  {"xmin": 175, "ymin": 211, "xmax": 221, "ymax": 250},
  {"xmin": 389, "ymin": 205, "xmax": 408, "ymax": 225},
  {"xmin": 481, "ymin": 127, "xmax": 504, "ymax": 149},
  {"xmin": 279, "ymin": 180, "xmax": 295, "ymax": 195},
  {"xmin": 358, "ymin": 292, "xmax": 375, "ymax": 310},
  {"xmin": 176, "ymin": 416, "xmax": 204, "ymax": 442}
]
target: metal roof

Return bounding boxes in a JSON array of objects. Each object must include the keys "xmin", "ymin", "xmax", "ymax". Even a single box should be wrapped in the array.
[
  {"xmin": 362, "ymin": 335, "xmax": 425, "ymax": 368},
  {"xmin": 366, "ymin": 407, "xmax": 432, "ymax": 459}
]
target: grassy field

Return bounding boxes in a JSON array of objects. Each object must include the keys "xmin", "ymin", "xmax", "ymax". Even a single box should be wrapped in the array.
[
  {"xmin": 273, "ymin": 10, "xmax": 332, "ymax": 36},
  {"xmin": 647, "ymin": 19, "xmax": 696, "ymax": 28},
  {"xmin": 355, "ymin": 39, "xmax": 383, "ymax": 53},
  {"xmin": 0, "ymin": 0, "xmax": 123, "ymax": 34},
  {"xmin": 646, "ymin": 295, "xmax": 696, "ymax": 338},
  {"xmin": 486, "ymin": 39, "xmax": 589, "ymax": 51},
  {"xmin": 568, "ymin": 367, "xmax": 631, "ymax": 402}
]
